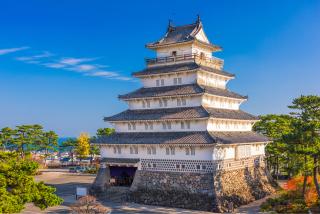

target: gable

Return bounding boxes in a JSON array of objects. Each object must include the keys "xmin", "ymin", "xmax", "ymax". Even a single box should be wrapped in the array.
[{"xmin": 195, "ymin": 28, "xmax": 210, "ymax": 44}]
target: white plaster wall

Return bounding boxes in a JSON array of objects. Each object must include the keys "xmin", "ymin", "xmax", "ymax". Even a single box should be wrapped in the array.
[
  {"xmin": 100, "ymin": 145, "xmax": 213, "ymax": 161},
  {"xmin": 197, "ymin": 71, "xmax": 230, "ymax": 89},
  {"xmin": 251, "ymin": 144, "xmax": 266, "ymax": 156},
  {"xmin": 212, "ymin": 146, "xmax": 235, "ymax": 160},
  {"xmin": 202, "ymin": 94, "xmax": 243, "ymax": 110},
  {"xmin": 207, "ymin": 119, "xmax": 253, "ymax": 132},
  {"xmin": 191, "ymin": 44, "xmax": 212, "ymax": 58},
  {"xmin": 140, "ymin": 72, "xmax": 197, "ymax": 88},
  {"xmin": 127, "ymin": 96, "xmax": 202, "ymax": 110},
  {"xmin": 113, "ymin": 120, "xmax": 207, "ymax": 132},
  {"xmin": 156, "ymin": 45, "xmax": 193, "ymax": 58},
  {"xmin": 194, "ymin": 28, "xmax": 210, "ymax": 44}
]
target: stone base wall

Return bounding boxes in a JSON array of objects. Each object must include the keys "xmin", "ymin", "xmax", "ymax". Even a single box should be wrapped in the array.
[
  {"xmin": 129, "ymin": 170, "xmax": 218, "ymax": 212},
  {"xmin": 128, "ymin": 167, "xmax": 276, "ymax": 212},
  {"xmin": 213, "ymin": 167, "xmax": 276, "ymax": 212}
]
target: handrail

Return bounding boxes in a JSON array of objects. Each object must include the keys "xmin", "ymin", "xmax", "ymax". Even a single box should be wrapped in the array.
[{"xmin": 145, "ymin": 53, "xmax": 223, "ymax": 66}]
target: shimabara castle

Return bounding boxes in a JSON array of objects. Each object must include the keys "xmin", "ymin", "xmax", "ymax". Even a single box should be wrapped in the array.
[{"xmin": 92, "ymin": 17, "xmax": 275, "ymax": 212}]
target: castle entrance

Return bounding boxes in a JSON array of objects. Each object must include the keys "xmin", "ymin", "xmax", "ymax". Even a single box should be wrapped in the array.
[{"xmin": 109, "ymin": 166, "xmax": 137, "ymax": 186}]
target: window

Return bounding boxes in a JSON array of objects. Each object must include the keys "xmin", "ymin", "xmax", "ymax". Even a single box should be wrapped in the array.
[
  {"xmin": 130, "ymin": 147, "xmax": 134, "ymax": 154},
  {"xmin": 172, "ymin": 51, "xmax": 177, "ymax": 57},
  {"xmin": 173, "ymin": 78, "xmax": 178, "ymax": 85},
  {"xmin": 147, "ymin": 147, "xmax": 151, "ymax": 155},
  {"xmin": 152, "ymin": 147, "xmax": 156, "ymax": 154},
  {"xmin": 149, "ymin": 123, "xmax": 153, "ymax": 130},
  {"xmin": 156, "ymin": 79, "xmax": 160, "ymax": 86},
  {"xmin": 128, "ymin": 123, "xmax": 131, "ymax": 130},
  {"xmin": 185, "ymin": 148, "xmax": 190, "ymax": 155},
  {"xmin": 162, "ymin": 122, "xmax": 167, "ymax": 130},
  {"xmin": 146, "ymin": 100, "xmax": 150, "ymax": 108},
  {"xmin": 177, "ymin": 99, "xmax": 181, "ymax": 106},
  {"xmin": 166, "ymin": 147, "xmax": 170, "ymax": 155},
  {"xmin": 191, "ymin": 147, "xmax": 195, "ymax": 155},
  {"xmin": 186, "ymin": 121, "xmax": 190, "ymax": 129},
  {"xmin": 196, "ymin": 165, "xmax": 201, "ymax": 170},
  {"xmin": 202, "ymin": 165, "xmax": 207, "ymax": 170},
  {"xmin": 181, "ymin": 164, "xmax": 185, "ymax": 169},
  {"xmin": 134, "ymin": 147, "xmax": 138, "ymax": 154},
  {"xmin": 144, "ymin": 123, "xmax": 149, "ymax": 130},
  {"xmin": 173, "ymin": 77, "xmax": 182, "ymax": 85},
  {"xmin": 160, "ymin": 79, "xmax": 164, "ymax": 86},
  {"xmin": 176, "ymin": 164, "xmax": 180, "ymax": 169},
  {"xmin": 170, "ymin": 147, "xmax": 175, "ymax": 155},
  {"xmin": 142, "ymin": 101, "xmax": 146, "ymax": 108},
  {"xmin": 163, "ymin": 99, "xmax": 168, "ymax": 107},
  {"xmin": 181, "ymin": 98, "xmax": 186, "ymax": 106},
  {"xmin": 159, "ymin": 100, "xmax": 163, "ymax": 107},
  {"xmin": 181, "ymin": 122, "xmax": 185, "ymax": 129},
  {"xmin": 117, "ymin": 146, "xmax": 121, "ymax": 154},
  {"xmin": 113, "ymin": 147, "xmax": 117, "ymax": 154},
  {"xmin": 167, "ymin": 122, "xmax": 171, "ymax": 130},
  {"xmin": 152, "ymin": 163, "xmax": 157, "ymax": 168},
  {"xmin": 132, "ymin": 123, "xmax": 136, "ymax": 130}
]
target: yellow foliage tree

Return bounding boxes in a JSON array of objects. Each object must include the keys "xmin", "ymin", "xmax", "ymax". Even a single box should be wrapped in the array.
[{"xmin": 76, "ymin": 132, "xmax": 90, "ymax": 160}]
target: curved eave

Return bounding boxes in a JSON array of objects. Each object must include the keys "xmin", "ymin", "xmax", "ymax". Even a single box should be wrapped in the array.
[
  {"xmin": 133, "ymin": 67, "xmax": 234, "ymax": 79},
  {"xmin": 146, "ymin": 39, "xmax": 221, "ymax": 52},
  {"xmin": 104, "ymin": 117, "xmax": 210, "ymax": 123}
]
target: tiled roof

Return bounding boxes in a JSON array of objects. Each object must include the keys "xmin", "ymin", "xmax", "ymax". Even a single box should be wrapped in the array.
[
  {"xmin": 101, "ymin": 158, "xmax": 140, "ymax": 164},
  {"xmin": 210, "ymin": 131, "xmax": 269, "ymax": 144},
  {"xmin": 206, "ymin": 108, "xmax": 259, "ymax": 120},
  {"xmin": 132, "ymin": 62, "xmax": 234, "ymax": 77},
  {"xmin": 104, "ymin": 107, "xmax": 209, "ymax": 122},
  {"xmin": 104, "ymin": 107, "xmax": 258, "ymax": 122},
  {"xmin": 146, "ymin": 20, "xmax": 220, "ymax": 50},
  {"xmin": 93, "ymin": 131, "xmax": 214, "ymax": 145},
  {"xmin": 119, "ymin": 84, "xmax": 246, "ymax": 100},
  {"xmin": 92, "ymin": 131, "xmax": 268, "ymax": 145},
  {"xmin": 148, "ymin": 23, "xmax": 198, "ymax": 46}
]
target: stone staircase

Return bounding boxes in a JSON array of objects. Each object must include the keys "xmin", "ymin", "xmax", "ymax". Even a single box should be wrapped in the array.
[{"xmin": 104, "ymin": 186, "xmax": 130, "ymax": 203}]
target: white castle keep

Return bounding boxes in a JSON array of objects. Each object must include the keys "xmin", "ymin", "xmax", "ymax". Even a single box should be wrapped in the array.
[{"xmin": 92, "ymin": 17, "xmax": 273, "ymax": 212}]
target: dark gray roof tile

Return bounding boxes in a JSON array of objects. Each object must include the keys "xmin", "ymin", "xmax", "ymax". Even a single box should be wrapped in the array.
[
  {"xmin": 93, "ymin": 131, "xmax": 214, "ymax": 145},
  {"xmin": 104, "ymin": 107, "xmax": 258, "ymax": 122},
  {"xmin": 105, "ymin": 107, "xmax": 208, "ymax": 121},
  {"xmin": 119, "ymin": 84, "xmax": 245, "ymax": 100},
  {"xmin": 210, "ymin": 131, "xmax": 269, "ymax": 144},
  {"xmin": 133, "ymin": 62, "xmax": 234, "ymax": 77}
]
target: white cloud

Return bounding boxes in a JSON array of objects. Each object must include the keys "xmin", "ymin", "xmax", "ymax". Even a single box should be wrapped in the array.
[
  {"xmin": 16, "ymin": 51, "xmax": 52, "ymax": 61},
  {"xmin": 0, "ymin": 46, "xmax": 29, "ymax": 55},
  {"xmin": 59, "ymin": 57, "xmax": 96, "ymax": 65},
  {"xmin": 11, "ymin": 48, "xmax": 131, "ymax": 81},
  {"xmin": 43, "ymin": 63, "xmax": 67, "ymax": 68},
  {"xmin": 86, "ymin": 71, "xmax": 119, "ymax": 77}
]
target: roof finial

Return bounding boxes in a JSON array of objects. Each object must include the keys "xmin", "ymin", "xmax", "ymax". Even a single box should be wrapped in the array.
[
  {"xmin": 167, "ymin": 19, "xmax": 173, "ymax": 32},
  {"xmin": 196, "ymin": 14, "xmax": 201, "ymax": 23}
]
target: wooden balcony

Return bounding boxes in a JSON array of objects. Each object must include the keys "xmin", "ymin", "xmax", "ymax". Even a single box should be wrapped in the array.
[{"xmin": 145, "ymin": 53, "xmax": 224, "ymax": 69}]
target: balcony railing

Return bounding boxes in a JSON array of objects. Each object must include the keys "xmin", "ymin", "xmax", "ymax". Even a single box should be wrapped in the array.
[{"xmin": 145, "ymin": 53, "xmax": 224, "ymax": 69}]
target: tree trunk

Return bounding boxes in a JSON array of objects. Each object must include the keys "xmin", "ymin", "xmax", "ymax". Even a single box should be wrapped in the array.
[
  {"xmin": 313, "ymin": 156, "xmax": 320, "ymax": 198},
  {"xmin": 302, "ymin": 155, "xmax": 308, "ymax": 197}
]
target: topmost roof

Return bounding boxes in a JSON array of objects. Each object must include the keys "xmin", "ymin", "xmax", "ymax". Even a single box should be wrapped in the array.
[{"xmin": 146, "ymin": 17, "xmax": 221, "ymax": 50}]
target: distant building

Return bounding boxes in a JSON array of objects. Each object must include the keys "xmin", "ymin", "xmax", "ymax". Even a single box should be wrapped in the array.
[{"xmin": 92, "ymin": 17, "xmax": 275, "ymax": 212}]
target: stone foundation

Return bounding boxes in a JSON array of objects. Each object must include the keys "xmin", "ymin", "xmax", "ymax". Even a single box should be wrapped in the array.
[
  {"xmin": 129, "ymin": 170, "xmax": 218, "ymax": 212},
  {"xmin": 128, "ymin": 167, "xmax": 276, "ymax": 212}
]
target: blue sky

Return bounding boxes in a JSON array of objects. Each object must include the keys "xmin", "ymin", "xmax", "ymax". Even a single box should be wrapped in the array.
[{"xmin": 0, "ymin": 0, "xmax": 319, "ymax": 137}]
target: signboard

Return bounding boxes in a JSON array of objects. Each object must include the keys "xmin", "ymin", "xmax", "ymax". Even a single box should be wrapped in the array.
[{"xmin": 76, "ymin": 187, "xmax": 87, "ymax": 199}]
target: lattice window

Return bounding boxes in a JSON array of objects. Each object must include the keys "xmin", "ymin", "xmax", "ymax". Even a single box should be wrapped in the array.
[{"xmin": 141, "ymin": 159, "xmax": 214, "ymax": 173}]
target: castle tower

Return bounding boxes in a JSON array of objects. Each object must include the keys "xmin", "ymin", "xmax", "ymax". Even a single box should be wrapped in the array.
[{"xmin": 92, "ymin": 18, "xmax": 274, "ymax": 212}]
